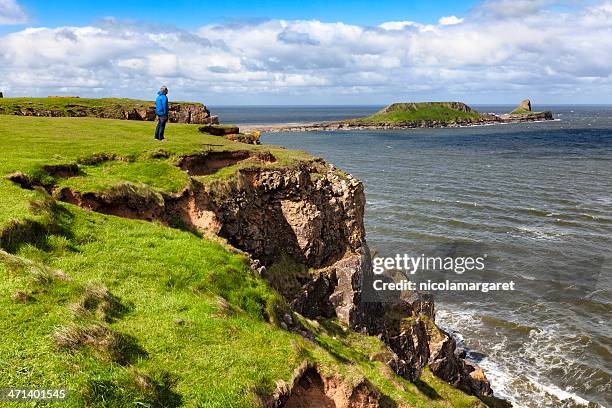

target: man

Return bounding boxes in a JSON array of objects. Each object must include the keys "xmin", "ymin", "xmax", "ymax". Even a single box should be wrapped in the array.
[{"xmin": 154, "ymin": 86, "xmax": 169, "ymax": 141}]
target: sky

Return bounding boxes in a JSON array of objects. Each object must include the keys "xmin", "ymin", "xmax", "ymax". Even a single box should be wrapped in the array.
[{"xmin": 1, "ymin": 0, "xmax": 611, "ymax": 105}]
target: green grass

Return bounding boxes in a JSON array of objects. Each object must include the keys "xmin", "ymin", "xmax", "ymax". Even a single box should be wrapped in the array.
[
  {"xmin": 509, "ymin": 108, "xmax": 531, "ymax": 115},
  {"xmin": 352, "ymin": 102, "xmax": 483, "ymax": 125},
  {"xmin": 57, "ymin": 160, "xmax": 191, "ymax": 195},
  {"xmin": 0, "ymin": 114, "xmax": 487, "ymax": 406},
  {"xmin": 0, "ymin": 115, "xmax": 312, "ymax": 204},
  {"xmin": 509, "ymin": 108, "xmax": 544, "ymax": 116}
]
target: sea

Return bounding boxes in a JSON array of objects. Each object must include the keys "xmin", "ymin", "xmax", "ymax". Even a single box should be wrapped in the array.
[{"xmin": 212, "ymin": 105, "xmax": 612, "ymax": 408}]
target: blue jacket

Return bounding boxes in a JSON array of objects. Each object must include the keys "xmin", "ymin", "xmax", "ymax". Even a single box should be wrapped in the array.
[{"xmin": 155, "ymin": 91, "xmax": 169, "ymax": 116}]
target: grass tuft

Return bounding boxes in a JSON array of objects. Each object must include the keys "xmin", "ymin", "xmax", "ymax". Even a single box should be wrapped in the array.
[
  {"xmin": 12, "ymin": 289, "xmax": 31, "ymax": 304},
  {"xmin": 70, "ymin": 285, "xmax": 129, "ymax": 322},
  {"xmin": 53, "ymin": 323, "xmax": 147, "ymax": 365},
  {"xmin": 0, "ymin": 218, "xmax": 50, "ymax": 253},
  {"xmin": 83, "ymin": 369, "xmax": 183, "ymax": 407}
]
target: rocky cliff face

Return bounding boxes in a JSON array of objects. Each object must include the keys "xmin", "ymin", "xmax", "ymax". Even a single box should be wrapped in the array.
[
  {"xmin": 170, "ymin": 159, "xmax": 495, "ymax": 400},
  {"xmin": 123, "ymin": 103, "xmax": 219, "ymax": 124},
  {"xmin": 199, "ymin": 162, "xmax": 366, "ymax": 268}
]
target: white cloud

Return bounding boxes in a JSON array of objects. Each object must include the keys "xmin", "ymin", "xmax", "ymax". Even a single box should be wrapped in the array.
[
  {"xmin": 472, "ymin": 0, "xmax": 555, "ymax": 19},
  {"xmin": 438, "ymin": 15, "xmax": 464, "ymax": 25},
  {"xmin": 0, "ymin": 0, "xmax": 27, "ymax": 25},
  {"xmin": 379, "ymin": 21, "xmax": 420, "ymax": 30},
  {"xmin": 0, "ymin": 0, "xmax": 611, "ymax": 103}
]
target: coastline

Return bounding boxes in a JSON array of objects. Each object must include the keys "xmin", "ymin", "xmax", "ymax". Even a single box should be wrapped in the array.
[{"xmin": 262, "ymin": 107, "xmax": 612, "ymax": 407}]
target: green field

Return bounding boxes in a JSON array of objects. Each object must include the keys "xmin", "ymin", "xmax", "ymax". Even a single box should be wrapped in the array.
[{"xmin": 0, "ymin": 114, "xmax": 487, "ymax": 407}]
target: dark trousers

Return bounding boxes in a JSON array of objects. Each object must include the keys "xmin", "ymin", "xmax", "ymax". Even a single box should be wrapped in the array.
[{"xmin": 155, "ymin": 115, "xmax": 168, "ymax": 140}]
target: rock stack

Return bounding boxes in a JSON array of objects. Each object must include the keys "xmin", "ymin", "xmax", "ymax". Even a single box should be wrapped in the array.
[
  {"xmin": 516, "ymin": 99, "xmax": 532, "ymax": 112},
  {"xmin": 503, "ymin": 98, "xmax": 553, "ymax": 121}
]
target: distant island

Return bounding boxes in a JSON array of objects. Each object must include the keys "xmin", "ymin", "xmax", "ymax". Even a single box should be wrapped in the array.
[{"xmin": 244, "ymin": 99, "xmax": 554, "ymax": 132}]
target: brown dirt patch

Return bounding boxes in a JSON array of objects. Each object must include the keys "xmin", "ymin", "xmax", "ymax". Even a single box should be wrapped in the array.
[
  {"xmin": 177, "ymin": 151, "xmax": 276, "ymax": 176},
  {"xmin": 281, "ymin": 366, "xmax": 382, "ymax": 408}
]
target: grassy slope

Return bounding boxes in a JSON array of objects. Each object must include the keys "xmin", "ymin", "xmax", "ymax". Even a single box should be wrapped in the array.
[
  {"xmin": 352, "ymin": 103, "xmax": 482, "ymax": 124},
  {"xmin": 509, "ymin": 108, "xmax": 530, "ymax": 115},
  {"xmin": 0, "ymin": 114, "xmax": 486, "ymax": 407}
]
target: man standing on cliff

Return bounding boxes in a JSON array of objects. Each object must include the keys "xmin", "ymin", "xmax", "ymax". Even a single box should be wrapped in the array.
[{"xmin": 154, "ymin": 86, "xmax": 169, "ymax": 141}]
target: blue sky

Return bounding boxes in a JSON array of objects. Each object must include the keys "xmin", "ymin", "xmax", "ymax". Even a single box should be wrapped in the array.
[
  {"xmin": 15, "ymin": 0, "xmax": 480, "ymax": 29},
  {"xmin": 1, "ymin": 0, "xmax": 611, "ymax": 105}
]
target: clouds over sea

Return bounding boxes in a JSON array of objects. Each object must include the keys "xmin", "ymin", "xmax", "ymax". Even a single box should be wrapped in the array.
[{"xmin": 1, "ymin": 0, "xmax": 612, "ymax": 103}]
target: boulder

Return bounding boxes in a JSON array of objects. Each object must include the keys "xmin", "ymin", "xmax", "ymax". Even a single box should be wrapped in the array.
[
  {"xmin": 167, "ymin": 103, "xmax": 211, "ymax": 124},
  {"xmin": 224, "ymin": 133, "xmax": 261, "ymax": 145},
  {"xmin": 199, "ymin": 125, "xmax": 240, "ymax": 136}
]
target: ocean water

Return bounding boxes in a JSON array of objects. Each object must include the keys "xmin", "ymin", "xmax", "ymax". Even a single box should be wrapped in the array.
[
  {"xmin": 211, "ymin": 105, "xmax": 381, "ymax": 124},
  {"xmin": 214, "ymin": 105, "xmax": 612, "ymax": 407}
]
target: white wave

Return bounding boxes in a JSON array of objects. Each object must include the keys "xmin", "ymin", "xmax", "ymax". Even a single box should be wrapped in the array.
[
  {"xmin": 509, "ymin": 225, "xmax": 569, "ymax": 241},
  {"xmin": 435, "ymin": 308, "xmax": 602, "ymax": 407}
]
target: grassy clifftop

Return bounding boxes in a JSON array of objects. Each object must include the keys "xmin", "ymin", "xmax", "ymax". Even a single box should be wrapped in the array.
[
  {"xmin": 352, "ymin": 102, "xmax": 484, "ymax": 125},
  {"xmin": 0, "ymin": 97, "xmax": 159, "ymax": 116},
  {"xmin": 0, "ymin": 115, "xmax": 488, "ymax": 407},
  {"xmin": 0, "ymin": 97, "xmax": 216, "ymax": 124}
]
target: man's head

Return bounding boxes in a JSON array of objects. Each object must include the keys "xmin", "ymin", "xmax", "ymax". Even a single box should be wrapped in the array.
[{"xmin": 160, "ymin": 86, "xmax": 168, "ymax": 95}]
